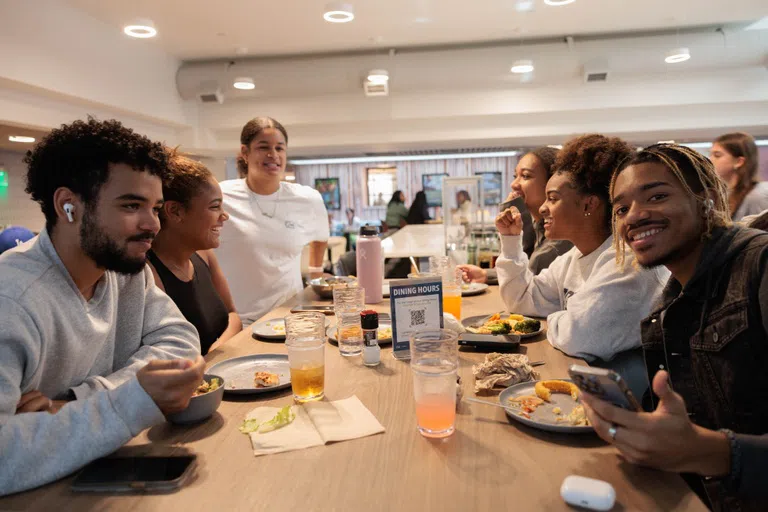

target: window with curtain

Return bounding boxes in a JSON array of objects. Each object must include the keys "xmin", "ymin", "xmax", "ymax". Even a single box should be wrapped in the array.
[{"xmin": 366, "ymin": 167, "xmax": 397, "ymax": 206}]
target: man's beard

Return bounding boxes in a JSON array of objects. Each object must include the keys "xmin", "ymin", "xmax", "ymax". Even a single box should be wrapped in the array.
[{"xmin": 80, "ymin": 212, "xmax": 153, "ymax": 275}]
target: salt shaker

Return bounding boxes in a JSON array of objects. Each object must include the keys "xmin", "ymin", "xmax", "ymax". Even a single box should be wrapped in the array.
[{"xmin": 361, "ymin": 310, "xmax": 381, "ymax": 367}]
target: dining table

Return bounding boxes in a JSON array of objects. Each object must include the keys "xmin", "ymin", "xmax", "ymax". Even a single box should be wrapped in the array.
[{"xmin": 2, "ymin": 285, "xmax": 707, "ymax": 511}]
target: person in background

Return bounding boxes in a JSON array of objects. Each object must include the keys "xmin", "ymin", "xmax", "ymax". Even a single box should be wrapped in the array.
[
  {"xmin": 494, "ymin": 134, "xmax": 669, "ymax": 398},
  {"xmin": 0, "ymin": 118, "xmax": 203, "ymax": 496},
  {"xmin": 385, "ymin": 190, "xmax": 408, "ymax": 230},
  {"xmin": 215, "ymin": 117, "xmax": 330, "ymax": 325},
  {"xmin": 147, "ymin": 149, "xmax": 242, "ymax": 355},
  {"xmin": 710, "ymin": 132, "xmax": 768, "ymax": 221},
  {"xmin": 584, "ymin": 143, "xmax": 768, "ymax": 510},
  {"xmin": 374, "ymin": 192, "xmax": 386, "ymax": 206},
  {"xmin": 345, "ymin": 207, "xmax": 362, "ymax": 232},
  {"xmin": 461, "ymin": 147, "xmax": 573, "ymax": 281},
  {"xmin": 0, "ymin": 226, "xmax": 35, "ymax": 255},
  {"xmin": 406, "ymin": 190, "xmax": 431, "ymax": 225},
  {"xmin": 452, "ymin": 190, "xmax": 472, "ymax": 222}
]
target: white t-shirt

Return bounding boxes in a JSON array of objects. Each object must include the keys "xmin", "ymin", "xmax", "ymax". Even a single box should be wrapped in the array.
[{"xmin": 215, "ymin": 179, "xmax": 330, "ymax": 324}]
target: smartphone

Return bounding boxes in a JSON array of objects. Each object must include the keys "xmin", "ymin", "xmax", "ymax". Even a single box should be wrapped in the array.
[
  {"xmin": 567, "ymin": 365, "xmax": 641, "ymax": 411},
  {"xmin": 71, "ymin": 455, "xmax": 197, "ymax": 493},
  {"xmin": 458, "ymin": 332, "xmax": 520, "ymax": 350},
  {"xmin": 290, "ymin": 305, "xmax": 335, "ymax": 314}
]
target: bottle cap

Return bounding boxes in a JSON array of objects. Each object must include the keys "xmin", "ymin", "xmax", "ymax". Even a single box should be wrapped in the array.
[
  {"xmin": 361, "ymin": 310, "xmax": 379, "ymax": 329},
  {"xmin": 359, "ymin": 224, "xmax": 379, "ymax": 236}
]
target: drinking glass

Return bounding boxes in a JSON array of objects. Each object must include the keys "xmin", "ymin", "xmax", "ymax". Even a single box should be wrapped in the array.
[
  {"xmin": 284, "ymin": 312, "xmax": 325, "ymax": 402},
  {"xmin": 410, "ymin": 329, "xmax": 459, "ymax": 438},
  {"xmin": 428, "ymin": 256, "xmax": 462, "ymax": 320},
  {"xmin": 333, "ymin": 286, "xmax": 365, "ymax": 356}
]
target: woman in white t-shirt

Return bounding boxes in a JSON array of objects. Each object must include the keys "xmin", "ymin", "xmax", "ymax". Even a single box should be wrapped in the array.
[
  {"xmin": 495, "ymin": 134, "xmax": 670, "ymax": 398},
  {"xmin": 215, "ymin": 117, "xmax": 330, "ymax": 324}
]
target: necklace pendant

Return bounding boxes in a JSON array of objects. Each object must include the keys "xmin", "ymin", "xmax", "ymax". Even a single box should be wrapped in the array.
[{"xmin": 262, "ymin": 212, "xmax": 273, "ymax": 218}]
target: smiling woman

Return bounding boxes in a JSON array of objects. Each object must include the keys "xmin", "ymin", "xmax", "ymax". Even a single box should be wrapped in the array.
[{"xmin": 147, "ymin": 149, "xmax": 242, "ymax": 355}]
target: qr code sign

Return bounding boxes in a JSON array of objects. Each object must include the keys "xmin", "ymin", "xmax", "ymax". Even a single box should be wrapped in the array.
[{"xmin": 410, "ymin": 309, "xmax": 426, "ymax": 327}]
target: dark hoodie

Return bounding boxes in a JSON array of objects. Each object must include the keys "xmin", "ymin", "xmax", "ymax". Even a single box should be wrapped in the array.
[{"xmin": 640, "ymin": 226, "xmax": 768, "ymax": 511}]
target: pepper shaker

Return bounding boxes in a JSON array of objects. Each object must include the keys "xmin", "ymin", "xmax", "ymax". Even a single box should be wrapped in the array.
[{"xmin": 361, "ymin": 310, "xmax": 381, "ymax": 367}]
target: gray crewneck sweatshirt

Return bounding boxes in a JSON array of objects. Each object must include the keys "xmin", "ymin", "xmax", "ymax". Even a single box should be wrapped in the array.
[{"xmin": 0, "ymin": 230, "xmax": 201, "ymax": 496}]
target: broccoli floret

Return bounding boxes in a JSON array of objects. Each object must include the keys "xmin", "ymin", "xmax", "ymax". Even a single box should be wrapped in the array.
[
  {"xmin": 488, "ymin": 322, "xmax": 512, "ymax": 335},
  {"xmin": 514, "ymin": 319, "xmax": 541, "ymax": 334}
]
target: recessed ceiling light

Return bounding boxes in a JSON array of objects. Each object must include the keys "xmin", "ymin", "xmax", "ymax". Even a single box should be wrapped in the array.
[
  {"xmin": 8, "ymin": 135, "xmax": 35, "ymax": 143},
  {"xmin": 665, "ymin": 48, "xmax": 690, "ymax": 64},
  {"xmin": 233, "ymin": 77, "xmax": 255, "ymax": 90},
  {"xmin": 510, "ymin": 59, "xmax": 534, "ymax": 74},
  {"xmin": 367, "ymin": 69, "xmax": 389, "ymax": 84},
  {"xmin": 515, "ymin": 0, "xmax": 536, "ymax": 12},
  {"xmin": 123, "ymin": 19, "xmax": 157, "ymax": 39},
  {"xmin": 544, "ymin": 0, "xmax": 576, "ymax": 5},
  {"xmin": 324, "ymin": 2, "xmax": 354, "ymax": 23}
]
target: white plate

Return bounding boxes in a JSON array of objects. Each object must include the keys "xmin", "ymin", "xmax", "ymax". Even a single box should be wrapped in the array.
[
  {"xmin": 498, "ymin": 380, "xmax": 593, "ymax": 434},
  {"xmin": 461, "ymin": 282, "xmax": 489, "ymax": 297},
  {"xmin": 461, "ymin": 313, "xmax": 544, "ymax": 340},
  {"xmin": 251, "ymin": 317, "xmax": 330, "ymax": 342},
  {"xmin": 207, "ymin": 354, "xmax": 291, "ymax": 395},
  {"xmin": 326, "ymin": 320, "xmax": 393, "ymax": 346}
]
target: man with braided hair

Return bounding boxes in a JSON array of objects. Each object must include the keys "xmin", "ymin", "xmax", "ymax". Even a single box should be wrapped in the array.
[{"xmin": 583, "ymin": 143, "xmax": 768, "ymax": 510}]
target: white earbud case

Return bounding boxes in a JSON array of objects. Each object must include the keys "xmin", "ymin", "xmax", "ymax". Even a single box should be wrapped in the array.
[{"xmin": 560, "ymin": 475, "xmax": 616, "ymax": 511}]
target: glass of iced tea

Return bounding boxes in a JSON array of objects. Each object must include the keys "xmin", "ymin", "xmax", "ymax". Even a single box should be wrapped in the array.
[
  {"xmin": 284, "ymin": 312, "xmax": 326, "ymax": 403},
  {"xmin": 410, "ymin": 329, "xmax": 459, "ymax": 438}
]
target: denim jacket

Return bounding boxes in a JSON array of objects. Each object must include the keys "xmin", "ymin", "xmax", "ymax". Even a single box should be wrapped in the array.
[{"xmin": 640, "ymin": 226, "xmax": 768, "ymax": 511}]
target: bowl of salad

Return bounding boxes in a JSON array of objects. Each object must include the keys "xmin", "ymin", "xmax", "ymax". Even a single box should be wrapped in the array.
[{"xmin": 166, "ymin": 374, "xmax": 224, "ymax": 425}]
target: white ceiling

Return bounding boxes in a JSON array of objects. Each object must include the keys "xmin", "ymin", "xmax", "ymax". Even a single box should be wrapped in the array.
[{"xmin": 66, "ymin": 0, "xmax": 768, "ymax": 60}]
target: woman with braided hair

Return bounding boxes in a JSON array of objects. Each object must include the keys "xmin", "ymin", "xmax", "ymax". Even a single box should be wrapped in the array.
[
  {"xmin": 494, "ymin": 134, "xmax": 669, "ymax": 398},
  {"xmin": 582, "ymin": 143, "xmax": 768, "ymax": 511}
]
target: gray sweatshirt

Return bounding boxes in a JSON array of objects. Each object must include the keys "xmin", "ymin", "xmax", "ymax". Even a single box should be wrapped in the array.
[{"xmin": 0, "ymin": 230, "xmax": 201, "ymax": 496}]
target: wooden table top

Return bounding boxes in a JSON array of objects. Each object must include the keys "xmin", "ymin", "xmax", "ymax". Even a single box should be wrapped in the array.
[{"xmin": 4, "ymin": 286, "xmax": 706, "ymax": 511}]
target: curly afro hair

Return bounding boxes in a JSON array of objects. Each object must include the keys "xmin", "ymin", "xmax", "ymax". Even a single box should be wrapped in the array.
[
  {"xmin": 553, "ymin": 134, "xmax": 635, "ymax": 228},
  {"xmin": 24, "ymin": 117, "xmax": 168, "ymax": 231}
]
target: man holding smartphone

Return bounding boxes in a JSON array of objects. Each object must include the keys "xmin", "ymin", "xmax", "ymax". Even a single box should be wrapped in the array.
[
  {"xmin": 0, "ymin": 119, "xmax": 203, "ymax": 496},
  {"xmin": 583, "ymin": 143, "xmax": 768, "ymax": 510}
]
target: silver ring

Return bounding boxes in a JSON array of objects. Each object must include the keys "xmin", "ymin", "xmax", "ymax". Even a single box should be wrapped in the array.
[{"xmin": 608, "ymin": 424, "xmax": 618, "ymax": 441}]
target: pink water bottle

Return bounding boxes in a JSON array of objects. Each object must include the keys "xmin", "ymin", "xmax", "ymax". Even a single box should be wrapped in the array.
[{"xmin": 356, "ymin": 225, "xmax": 383, "ymax": 304}]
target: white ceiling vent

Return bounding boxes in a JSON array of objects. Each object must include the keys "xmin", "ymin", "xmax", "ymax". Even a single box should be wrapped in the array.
[
  {"xmin": 198, "ymin": 86, "xmax": 224, "ymax": 104},
  {"xmin": 583, "ymin": 62, "xmax": 609, "ymax": 83},
  {"xmin": 363, "ymin": 80, "xmax": 389, "ymax": 97}
]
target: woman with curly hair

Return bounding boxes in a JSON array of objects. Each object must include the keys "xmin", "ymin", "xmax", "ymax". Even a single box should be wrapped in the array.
[
  {"xmin": 495, "ymin": 134, "xmax": 670, "ymax": 397},
  {"xmin": 147, "ymin": 149, "xmax": 241, "ymax": 355}
]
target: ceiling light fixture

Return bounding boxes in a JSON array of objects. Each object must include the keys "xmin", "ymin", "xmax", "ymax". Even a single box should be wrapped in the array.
[
  {"xmin": 366, "ymin": 69, "xmax": 389, "ymax": 84},
  {"xmin": 544, "ymin": 0, "xmax": 576, "ymax": 6},
  {"xmin": 323, "ymin": 2, "xmax": 355, "ymax": 23},
  {"xmin": 123, "ymin": 19, "xmax": 157, "ymax": 39},
  {"xmin": 665, "ymin": 47, "xmax": 691, "ymax": 64},
  {"xmin": 515, "ymin": 0, "xmax": 536, "ymax": 13},
  {"xmin": 510, "ymin": 59, "xmax": 534, "ymax": 74},
  {"xmin": 8, "ymin": 135, "xmax": 35, "ymax": 143},
  {"xmin": 233, "ymin": 77, "xmax": 255, "ymax": 90}
]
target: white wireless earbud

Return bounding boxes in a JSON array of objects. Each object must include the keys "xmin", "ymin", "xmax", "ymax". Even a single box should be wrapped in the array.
[
  {"xmin": 63, "ymin": 203, "xmax": 75, "ymax": 223},
  {"xmin": 704, "ymin": 199, "xmax": 714, "ymax": 213}
]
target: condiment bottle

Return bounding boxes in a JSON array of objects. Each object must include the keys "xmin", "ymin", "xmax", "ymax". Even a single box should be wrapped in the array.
[{"xmin": 361, "ymin": 310, "xmax": 381, "ymax": 367}]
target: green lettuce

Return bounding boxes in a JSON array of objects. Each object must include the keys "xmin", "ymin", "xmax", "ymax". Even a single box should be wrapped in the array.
[{"xmin": 239, "ymin": 406, "xmax": 296, "ymax": 434}]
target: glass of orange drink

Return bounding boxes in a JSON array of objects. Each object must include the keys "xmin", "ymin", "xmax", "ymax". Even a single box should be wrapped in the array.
[
  {"xmin": 285, "ymin": 312, "xmax": 326, "ymax": 403},
  {"xmin": 410, "ymin": 329, "xmax": 459, "ymax": 438}
]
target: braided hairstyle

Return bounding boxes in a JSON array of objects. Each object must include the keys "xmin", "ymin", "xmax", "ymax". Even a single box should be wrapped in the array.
[
  {"xmin": 609, "ymin": 143, "xmax": 731, "ymax": 266},
  {"xmin": 553, "ymin": 134, "xmax": 635, "ymax": 230}
]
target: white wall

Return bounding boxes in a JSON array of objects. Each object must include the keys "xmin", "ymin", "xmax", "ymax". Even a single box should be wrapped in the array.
[
  {"xmin": 0, "ymin": 150, "xmax": 45, "ymax": 231},
  {"xmin": 0, "ymin": 0, "xmax": 197, "ymax": 146}
]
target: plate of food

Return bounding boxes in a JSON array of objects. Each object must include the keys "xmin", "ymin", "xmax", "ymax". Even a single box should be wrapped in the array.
[
  {"xmin": 252, "ymin": 317, "xmax": 329, "ymax": 341},
  {"xmin": 326, "ymin": 320, "xmax": 393, "ymax": 346},
  {"xmin": 207, "ymin": 354, "xmax": 291, "ymax": 395},
  {"xmin": 462, "ymin": 312, "xmax": 544, "ymax": 339},
  {"xmin": 498, "ymin": 379, "xmax": 592, "ymax": 434},
  {"xmin": 461, "ymin": 282, "xmax": 489, "ymax": 297}
]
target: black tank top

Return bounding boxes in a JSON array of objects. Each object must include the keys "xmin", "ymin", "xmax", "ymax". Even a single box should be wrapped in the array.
[{"xmin": 147, "ymin": 251, "xmax": 229, "ymax": 355}]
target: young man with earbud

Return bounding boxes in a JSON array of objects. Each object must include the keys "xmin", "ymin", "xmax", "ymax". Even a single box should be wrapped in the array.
[
  {"xmin": 0, "ymin": 118, "xmax": 203, "ymax": 496},
  {"xmin": 582, "ymin": 144, "xmax": 768, "ymax": 511}
]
